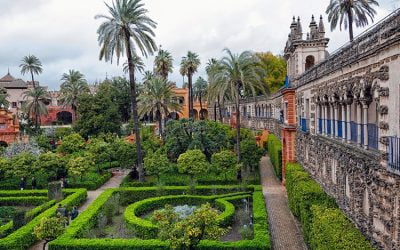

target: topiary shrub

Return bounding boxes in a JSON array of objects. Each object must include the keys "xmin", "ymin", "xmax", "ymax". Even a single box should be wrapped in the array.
[{"xmin": 267, "ymin": 134, "xmax": 282, "ymax": 180}]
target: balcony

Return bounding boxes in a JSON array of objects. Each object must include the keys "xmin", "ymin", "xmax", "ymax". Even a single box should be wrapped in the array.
[
  {"xmin": 388, "ymin": 136, "xmax": 400, "ymax": 174},
  {"xmin": 300, "ymin": 118, "xmax": 309, "ymax": 133}
]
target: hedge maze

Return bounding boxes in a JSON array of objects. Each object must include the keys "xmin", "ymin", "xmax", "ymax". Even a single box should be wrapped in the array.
[{"xmin": 0, "ymin": 189, "xmax": 87, "ymax": 250}]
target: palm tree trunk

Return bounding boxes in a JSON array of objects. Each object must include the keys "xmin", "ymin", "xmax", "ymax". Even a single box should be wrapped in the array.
[
  {"xmin": 72, "ymin": 104, "xmax": 77, "ymax": 123},
  {"xmin": 158, "ymin": 110, "xmax": 163, "ymax": 138},
  {"xmin": 124, "ymin": 29, "xmax": 145, "ymax": 182},
  {"xmin": 217, "ymin": 97, "xmax": 223, "ymax": 123},
  {"xmin": 30, "ymin": 71, "xmax": 36, "ymax": 88},
  {"xmin": 199, "ymin": 95, "xmax": 203, "ymax": 119},
  {"xmin": 348, "ymin": 10, "xmax": 354, "ymax": 42},
  {"xmin": 213, "ymin": 102, "xmax": 217, "ymax": 121},
  {"xmin": 188, "ymin": 72, "xmax": 193, "ymax": 119},
  {"xmin": 235, "ymin": 82, "xmax": 241, "ymax": 163}
]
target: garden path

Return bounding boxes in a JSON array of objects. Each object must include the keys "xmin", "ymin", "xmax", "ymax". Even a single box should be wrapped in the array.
[
  {"xmin": 260, "ymin": 156, "xmax": 307, "ymax": 250},
  {"xmin": 29, "ymin": 169, "xmax": 129, "ymax": 250}
]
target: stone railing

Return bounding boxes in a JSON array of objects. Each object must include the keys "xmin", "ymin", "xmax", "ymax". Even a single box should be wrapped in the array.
[{"xmin": 296, "ymin": 8, "xmax": 400, "ymax": 87}]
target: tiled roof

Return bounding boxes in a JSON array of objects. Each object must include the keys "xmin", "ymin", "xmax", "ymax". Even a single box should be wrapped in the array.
[
  {"xmin": 0, "ymin": 73, "xmax": 28, "ymax": 89},
  {"xmin": 0, "ymin": 73, "xmax": 16, "ymax": 82}
]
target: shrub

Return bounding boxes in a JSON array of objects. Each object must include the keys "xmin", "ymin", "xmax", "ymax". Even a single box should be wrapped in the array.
[
  {"xmin": 286, "ymin": 163, "xmax": 373, "ymax": 249},
  {"xmin": 240, "ymin": 139, "xmax": 264, "ymax": 171},
  {"xmin": 266, "ymin": 134, "xmax": 282, "ymax": 180},
  {"xmin": 144, "ymin": 151, "xmax": 170, "ymax": 182},
  {"xmin": 211, "ymin": 150, "xmax": 237, "ymax": 180},
  {"xmin": 67, "ymin": 172, "xmax": 112, "ymax": 190},
  {"xmin": 57, "ymin": 133, "xmax": 86, "ymax": 155},
  {"xmin": 177, "ymin": 149, "xmax": 208, "ymax": 181}
]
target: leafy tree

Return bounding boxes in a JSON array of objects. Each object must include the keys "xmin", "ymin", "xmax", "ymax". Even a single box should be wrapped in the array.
[
  {"xmin": 141, "ymin": 126, "xmax": 162, "ymax": 156},
  {"xmin": 96, "ymin": 0, "xmax": 158, "ymax": 182},
  {"xmin": 193, "ymin": 77, "xmax": 208, "ymax": 119},
  {"xmin": 180, "ymin": 51, "xmax": 200, "ymax": 118},
  {"xmin": 256, "ymin": 52, "xmax": 286, "ymax": 93},
  {"xmin": 0, "ymin": 87, "xmax": 10, "ymax": 109},
  {"xmin": 74, "ymin": 83, "xmax": 122, "ymax": 138},
  {"xmin": 177, "ymin": 149, "xmax": 208, "ymax": 181},
  {"xmin": 144, "ymin": 150, "xmax": 170, "ymax": 181},
  {"xmin": 19, "ymin": 55, "xmax": 42, "ymax": 88},
  {"xmin": 138, "ymin": 77, "xmax": 181, "ymax": 137},
  {"xmin": 206, "ymin": 58, "xmax": 224, "ymax": 122},
  {"xmin": 86, "ymin": 138, "xmax": 110, "ymax": 172},
  {"xmin": 211, "ymin": 150, "xmax": 237, "ymax": 179},
  {"xmin": 0, "ymin": 157, "xmax": 10, "ymax": 181},
  {"xmin": 6, "ymin": 153, "xmax": 38, "ymax": 178},
  {"xmin": 35, "ymin": 134, "xmax": 53, "ymax": 152},
  {"xmin": 57, "ymin": 133, "xmax": 86, "ymax": 155},
  {"xmin": 154, "ymin": 48, "xmax": 173, "ymax": 80},
  {"xmin": 22, "ymin": 87, "xmax": 50, "ymax": 130},
  {"xmin": 109, "ymin": 77, "xmax": 131, "ymax": 122},
  {"xmin": 60, "ymin": 69, "xmax": 90, "ymax": 121},
  {"xmin": 326, "ymin": 0, "xmax": 379, "ymax": 42},
  {"xmin": 213, "ymin": 49, "xmax": 266, "ymax": 163},
  {"xmin": 35, "ymin": 152, "xmax": 66, "ymax": 181},
  {"xmin": 153, "ymin": 203, "xmax": 227, "ymax": 249},
  {"xmin": 55, "ymin": 127, "xmax": 73, "ymax": 139},
  {"xmin": 113, "ymin": 139, "xmax": 137, "ymax": 168},
  {"xmin": 67, "ymin": 154, "xmax": 95, "ymax": 180},
  {"xmin": 240, "ymin": 139, "xmax": 264, "ymax": 172},
  {"xmin": 33, "ymin": 217, "xmax": 65, "ymax": 250}
]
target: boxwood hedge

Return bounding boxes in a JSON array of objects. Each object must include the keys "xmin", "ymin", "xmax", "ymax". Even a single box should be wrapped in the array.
[
  {"xmin": 286, "ymin": 163, "xmax": 374, "ymax": 249},
  {"xmin": 266, "ymin": 134, "xmax": 282, "ymax": 180},
  {"xmin": 49, "ymin": 186, "xmax": 270, "ymax": 250},
  {"xmin": 0, "ymin": 188, "xmax": 87, "ymax": 250}
]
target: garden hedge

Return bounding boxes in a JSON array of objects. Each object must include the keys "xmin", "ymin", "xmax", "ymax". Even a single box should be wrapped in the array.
[
  {"xmin": 0, "ymin": 188, "xmax": 87, "ymax": 250},
  {"xmin": 266, "ymin": 134, "xmax": 282, "ymax": 180},
  {"xmin": 286, "ymin": 163, "xmax": 374, "ymax": 249},
  {"xmin": 50, "ymin": 186, "xmax": 271, "ymax": 250},
  {"xmin": 124, "ymin": 193, "xmax": 249, "ymax": 238},
  {"xmin": 0, "ymin": 196, "xmax": 49, "ymax": 206}
]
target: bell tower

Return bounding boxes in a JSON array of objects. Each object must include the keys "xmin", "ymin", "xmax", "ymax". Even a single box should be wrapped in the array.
[{"xmin": 284, "ymin": 15, "xmax": 329, "ymax": 83}]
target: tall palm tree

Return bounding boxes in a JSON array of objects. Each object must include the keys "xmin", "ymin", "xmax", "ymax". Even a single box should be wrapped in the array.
[
  {"xmin": 96, "ymin": 0, "xmax": 157, "ymax": 182},
  {"xmin": 206, "ymin": 58, "xmax": 224, "ymax": 122},
  {"xmin": 193, "ymin": 77, "xmax": 208, "ymax": 119},
  {"xmin": 19, "ymin": 55, "xmax": 43, "ymax": 88},
  {"xmin": 179, "ymin": 65, "xmax": 187, "ymax": 87},
  {"xmin": 23, "ymin": 87, "xmax": 50, "ymax": 130},
  {"xmin": 0, "ymin": 87, "xmax": 10, "ymax": 109},
  {"xmin": 214, "ymin": 49, "xmax": 266, "ymax": 163},
  {"xmin": 142, "ymin": 71, "xmax": 155, "ymax": 84},
  {"xmin": 326, "ymin": 0, "xmax": 379, "ymax": 42},
  {"xmin": 138, "ymin": 77, "xmax": 181, "ymax": 137},
  {"xmin": 60, "ymin": 70, "xmax": 90, "ymax": 121},
  {"xmin": 180, "ymin": 51, "xmax": 200, "ymax": 119},
  {"xmin": 154, "ymin": 48, "xmax": 173, "ymax": 80},
  {"xmin": 123, "ymin": 53, "xmax": 145, "ymax": 74}
]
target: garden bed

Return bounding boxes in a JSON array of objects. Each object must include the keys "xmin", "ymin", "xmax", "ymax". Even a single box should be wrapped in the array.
[{"xmin": 50, "ymin": 185, "xmax": 270, "ymax": 250}]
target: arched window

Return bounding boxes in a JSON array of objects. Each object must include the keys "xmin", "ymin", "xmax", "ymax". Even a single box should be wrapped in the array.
[{"xmin": 305, "ymin": 55, "xmax": 315, "ymax": 71}]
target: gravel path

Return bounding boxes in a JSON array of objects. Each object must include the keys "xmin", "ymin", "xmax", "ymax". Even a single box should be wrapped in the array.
[{"xmin": 259, "ymin": 156, "xmax": 308, "ymax": 250}]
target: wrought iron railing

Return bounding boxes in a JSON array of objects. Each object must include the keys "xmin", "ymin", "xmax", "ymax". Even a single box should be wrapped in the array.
[
  {"xmin": 318, "ymin": 118, "xmax": 323, "ymax": 134},
  {"xmin": 337, "ymin": 120, "xmax": 343, "ymax": 138},
  {"xmin": 388, "ymin": 136, "xmax": 400, "ymax": 174},
  {"xmin": 327, "ymin": 119, "xmax": 332, "ymax": 135},
  {"xmin": 300, "ymin": 118, "xmax": 309, "ymax": 133},
  {"xmin": 367, "ymin": 123, "xmax": 379, "ymax": 150},
  {"xmin": 350, "ymin": 122, "xmax": 358, "ymax": 143}
]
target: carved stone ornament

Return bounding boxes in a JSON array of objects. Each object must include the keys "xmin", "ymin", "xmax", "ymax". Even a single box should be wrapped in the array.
[
  {"xmin": 379, "ymin": 136, "xmax": 389, "ymax": 146},
  {"xmin": 379, "ymin": 122, "xmax": 389, "ymax": 130},
  {"xmin": 378, "ymin": 105, "xmax": 389, "ymax": 115},
  {"xmin": 378, "ymin": 87, "xmax": 389, "ymax": 97}
]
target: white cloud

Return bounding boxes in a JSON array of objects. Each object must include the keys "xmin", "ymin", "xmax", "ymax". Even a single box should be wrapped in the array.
[{"xmin": 0, "ymin": 0, "xmax": 395, "ymax": 89}]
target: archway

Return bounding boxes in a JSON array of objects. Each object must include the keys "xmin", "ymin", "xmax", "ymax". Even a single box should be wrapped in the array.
[
  {"xmin": 193, "ymin": 109, "xmax": 199, "ymax": 120},
  {"xmin": 199, "ymin": 109, "xmax": 208, "ymax": 120},
  {"xmin": 56, "ymin": 111, "xmax": 73, "ymax": 125},
  {"xmin": 168, "ymin": 112, "xmax": 180, "ymax": 120},
  {"xmin": 305, "ymin": 55, "xmax": 315, "ymax": 71},
  {"xmin": 0, "ymin": 141, "xmax": 8, "ymax": 147}
]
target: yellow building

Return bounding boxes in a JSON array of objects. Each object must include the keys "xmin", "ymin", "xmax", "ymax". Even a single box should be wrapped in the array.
[{"xmin": 171, "ymin": 87, "xmax": 208, "ymax": 120}]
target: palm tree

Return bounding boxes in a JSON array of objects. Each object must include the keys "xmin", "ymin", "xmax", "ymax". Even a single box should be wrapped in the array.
[
  {"xmin": 0, "ymin": 87, "xmax": 10, "ymax": 109},
  {"xmin": 326, "ymin": 0, "xmax": 379, "ymax": 42},
  {"xmin": 214, "ymin": 49, "xmax": 266, "ymax": 163},
  {"xmin": 206, "ymin": 58, "xmax": 224, "ymax": 122},
  {"xmin": 180, "ymin": 51, "xmax": 200, "ymax": 119},
  {"xmin": 19, "ymin": 55, "xmax": 43, "ymax": 88},
  {"xmin": 23, "ymin": 87, "xmax": 50, "ymax": 130},
  {"xmin": 142, "ymin": 71, "xmax": 155, "ymax": 84},
  {"xmin": 138, "ymin": 77, "xmax": 181, "ymax": 137},
  {"xmin": 193, "ymin": 77, "xmax": 208, "ymax": 119},
  {"xmin": 95, "ymin": 0, "xmax": 157, "ymax": 182},
  {"xmin": 154, "ymin": 48, "xmax": 173, "ymax": 80},
  {"xmin": 60, "ymin": 70, "xmax": 90, "ymax": 121},
  {"xmin": 123, "ymin": 53, "xmax": 145, "ymax": 74}
]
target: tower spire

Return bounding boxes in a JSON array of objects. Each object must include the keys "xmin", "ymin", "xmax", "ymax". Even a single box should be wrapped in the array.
[{"xmin": 318, "ymin": 15, "xmax": 325, "ymax": 37}]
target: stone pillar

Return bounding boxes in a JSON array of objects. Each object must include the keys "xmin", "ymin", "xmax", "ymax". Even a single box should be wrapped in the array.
[
  {"xmin": 334, "ymin": 104, "xmax": 338, "ymax": 138},
  {"xmin": 281, "ymin": 89, "xmax": 296, "ymax": 184},
  {"xmin": 341, "ymin": 103, "xmax": 346, "ymax": 141},
  {"xmin": 323, "ymin": 104, "xmax": 327, "ymax": 136},
  {"xmin": 316, "ymin": 103, "xmax": 319, "ymax": 134},
  {"xmin": 357, "ymin": 101, "xmax": 362, "ymax": 146},
  {"xmin": 346, "ymin": 102, "xmax": 351, "ymax": 143},
  {"xmin": 363, "ymin": 102, "xmax": 369, "ymax": 149}
]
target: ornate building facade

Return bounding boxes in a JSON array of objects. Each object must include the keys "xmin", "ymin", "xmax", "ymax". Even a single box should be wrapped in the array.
[{"xmin": 210, "ymin": 10, "xmax": 400, "ymax": 249}]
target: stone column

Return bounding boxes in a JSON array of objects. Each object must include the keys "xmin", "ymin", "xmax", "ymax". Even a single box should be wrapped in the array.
[
  {"xmin": 363, "ymin": 102, "xmax": 369, "ymax": 149},
  {"xmin": 322, "ymin": 104, "xmax": 327, "ymax": 136},
  {"xmin": 334, "ymin": 103, "xmax": 338, "ymax": 138},
  {"xmin": 357, "ymin": 101, "xmax": 362, "ymax": 146},
  {"xmin": 341, "ymin": 103, "xmax": 346, "ymax": 141},
  {"xmin": 347, "ymin": 102, "xmax": 351, "ymax": 144},
  {"xmin": 316, "ymin": 103, "xmax": 320, "ymax": 134}
]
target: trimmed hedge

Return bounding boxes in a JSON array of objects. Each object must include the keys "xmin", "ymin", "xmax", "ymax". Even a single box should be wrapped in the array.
[
  {"xmin": 124, "ymin": 193, "xmax": 248, "ymax": 239},
  {"xmin": 286, "ymin": 163, "xmax": 374, "ymax": 249},
  {"xmin": 0, "ymin": 188, "xmax": 87, "ymax": 250},
  {"xmin": 0, "ymin": 221, "xmax": 13, "ymax": 238},
  {"xmin": 50, "ymin": 186, "xmax": 271, "ymax": 250},
  {"xmin": 68, "ymin": 172, "xmax": 113, "ymax": 190},
  {"xmin": 0, "ymin": 196, "xmax": 48, "ymax": 206},
  {"xmin": 266, "ymin": 134, "xmax": 282, "ymax": 180},
  {"xmin": 25, "ymin": 200, "xmax": 56, "ymax": 221},
  {"xmin": 0, "ymin": 190, "xmax": 48, "ymax": 197}
]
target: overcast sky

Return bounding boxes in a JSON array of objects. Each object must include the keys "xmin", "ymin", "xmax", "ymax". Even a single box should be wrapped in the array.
[{"xmin": 0, "ymin": 0, "xmax": 398, "ymax": 90}]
